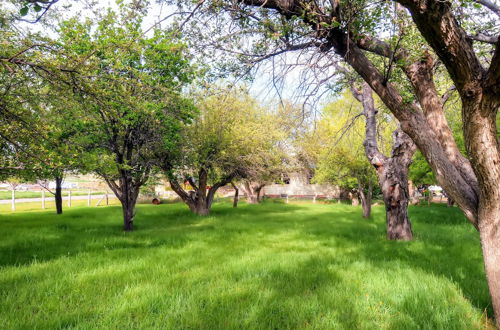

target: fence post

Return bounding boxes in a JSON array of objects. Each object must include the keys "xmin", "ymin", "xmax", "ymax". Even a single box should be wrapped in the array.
[
  {"xmin": 42, "ymin": 190, "xmax": 45, "ymax": 209},
  {"xmin": 88, "ymin": 190, "xmax": 91, "ymax": 207},
  {"xmin": 313, "ymin": 194, "xmax": 317, "ymax": 203},
  {"xmin": 11, "ymin": 190, "xmax": 15, "ymax": 211},
  {"xmin": 68, "ymin": 190, "xmax": 71, "ymax": 207},
  {"xmin": 286, "ymin": 195, "xmax": 289, "ymax": 204},
  {"xmin": 106, "ymin": 191, "xmax": 109, "ymax": 205}
]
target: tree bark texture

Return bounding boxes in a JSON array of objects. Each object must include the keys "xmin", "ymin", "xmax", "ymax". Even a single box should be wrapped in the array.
[
  {"xmin": 55, "ymin": 176, "xmax": 63, "ymax": 215},
  {"xmin": 353, "ymin": 83, "xmax": 416, "ymax": 240}
]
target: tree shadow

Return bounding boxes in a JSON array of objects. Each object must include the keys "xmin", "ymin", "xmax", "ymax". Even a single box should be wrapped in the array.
[
  {"xmin": 296, "ymin": 204, "xmax": 491, "ymax": 317},
  {"xmin": 0, "ymin": 201, "xmax": 303, "ymax": 268}
]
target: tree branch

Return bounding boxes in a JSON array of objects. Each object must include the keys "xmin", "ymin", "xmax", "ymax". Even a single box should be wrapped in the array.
[
  {"xmin": 473, "ymin": 0, "xmax": 500, "ymax": 17},
  {"xmin": 394, "ymin": 0, "xmax": 485, "ymax": 93}
]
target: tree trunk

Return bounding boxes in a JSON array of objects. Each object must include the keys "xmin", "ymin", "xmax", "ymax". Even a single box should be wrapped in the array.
[
  {"xmin": 447, "ymin": 196, "xmax": 454, "ymax": 207},
  {"xmin": 256, "ymin": 185, "xmax": 264, "ymax": 202},
  {"xmin": 359, "ymin": 181, "xmax": 372, "ymax": 218},
  {"xmin": 187, "ymin": 195, "xmax": 210, "ymax": 215},
  {"xmin": 353, "ymin": 83, "xmax": 416, "ymax": 240},
  {"xmin": 104, "ymin": 172, "xmax": 141, "ymax": 232},
  {"xmin": 382, "ymin": 182, "xmax": 412, "ymax": 240},
  {"xmin": 247, "ymin": 195, "xmax": 258, "ymax": 203},
  {"xmin": 379, "ymin": 132, "xmax": 414, "ymax": 241},
  {"xmin": 168, "ymin": 168, "xmax": 235, "ymax": 215},
  {"xmin": 242, "ymin": 181, "xmax": 265, "ymax": 204},
  {"xmin": 350, "ymin": 191, "xmax": 360, "ymax": 206},
  {"xmin": 244, "ymin": 181, "xmax": 258, "ymax": 204},
  {"xmin": 120, "ymin": 179, "xmax": 138, "ymax": 231},
  {"xmin": 55, "ymin": 176, "xmax": 63, "ymax": 215},
  {"xmin": 122, "ymin": 200, "xmax": 135, "ymax": 231},
  {"xmin": 479, "ymin": 200, "xmax": 500, "ymax": 323},
  {"xmin": 231, "ymin": 182, "xmax": 239, "ymax": 207}
]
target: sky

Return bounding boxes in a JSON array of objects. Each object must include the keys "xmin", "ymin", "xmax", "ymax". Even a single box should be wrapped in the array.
[{"xmin": 10, "ymin": 0, "xmax": 338, "ymax": 115}]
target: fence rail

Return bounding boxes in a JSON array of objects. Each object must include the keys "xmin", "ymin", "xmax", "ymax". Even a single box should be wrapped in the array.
[{"xmin": 0, "ymin": 190, "xmax": 118, "ymax": 212}]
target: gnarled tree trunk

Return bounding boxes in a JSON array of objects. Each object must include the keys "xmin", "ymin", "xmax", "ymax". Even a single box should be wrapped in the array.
[
  {"xmin": 241, "ymin": 181, "xmax": 265, "ymax": 204},
  {"xmin": 169, "ymin": 168, "xmax": 236, "ymax": 215},
  {"xmin": 353, "ymin": 83, "xmax": 416, "ymax": 240},
  {"xmin": 380, "ymin": 131, "xmax": 415, "ymax": 240}
]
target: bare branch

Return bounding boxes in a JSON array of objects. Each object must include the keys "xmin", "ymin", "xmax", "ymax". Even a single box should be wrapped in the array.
[
  {"xmin": 473, "ymin": 0, "xmax": 500, "ymax": 17},
  {"xmin": 468, "ymin": 33, "xmax": 499, "ymax": 44}
]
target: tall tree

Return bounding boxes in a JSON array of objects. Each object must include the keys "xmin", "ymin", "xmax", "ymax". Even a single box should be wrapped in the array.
[
  {"xmin": 237, "ymin": 104, "xmax": 287, "ymax": 204},
  {"xmin": 178, "ymin": 0, "xmax": 499, "ymax": 322},
  {"xmin": 352, "ymin": 83, "xmax": 416, "ymax": 239}
]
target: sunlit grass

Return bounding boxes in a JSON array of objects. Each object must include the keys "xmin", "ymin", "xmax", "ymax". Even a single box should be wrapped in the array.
[
  {"xmin": 0, "ymin": 201, "xmax": 493, "ymax": 328},
  {"xmin": 0, "ymin": 190, "xmax": 107, "ymax": 200},
  {"xmin": 0, "ymin": 197, "xmax": 120, "ymax": 213}
]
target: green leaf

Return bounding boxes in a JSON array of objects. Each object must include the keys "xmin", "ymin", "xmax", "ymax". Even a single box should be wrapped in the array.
[
  {"xmin": 34, "ymin": 4, "xmax": 42, "ymax": 12},
  {"xmin": 20, "ymin": 6, "xmax": 29, "ymax": 16}
]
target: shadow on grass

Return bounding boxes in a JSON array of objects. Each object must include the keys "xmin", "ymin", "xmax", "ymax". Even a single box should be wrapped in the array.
[
  {"xmin": 0, "ymin": 200, "xmax": 491, "ymax": 327},
  {"xmin": 294, "ymin": 203, "xmax": 490, "ymax": 318},
  {"xmin": 0, "ymin": 201, "xmax": 303, "ymax": 268}
]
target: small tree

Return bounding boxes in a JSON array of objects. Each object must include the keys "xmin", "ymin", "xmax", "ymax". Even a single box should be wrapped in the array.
[
  {"xmin": 311, "ymin": 93, "xmax": 381, "ymax": 218},
  {"xmin": 163, "ymin": 86, "xmax": 281, "ymax": 214},
  {"xmin": 55, "ymin": 6, "xmax": 195, "ymax": 230}
]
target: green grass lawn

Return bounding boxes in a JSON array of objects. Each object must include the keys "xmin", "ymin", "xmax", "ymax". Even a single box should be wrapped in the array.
[
  {"xmin": 0, "ymin": 197, "xmax": 121, "ymax": 213},
  {"xmin": 0, "ymin": 201, "xmax": 493, "ymax": 329}
]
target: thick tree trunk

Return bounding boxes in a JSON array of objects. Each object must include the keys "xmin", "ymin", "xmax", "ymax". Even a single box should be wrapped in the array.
[
  {"xmin": 122, "ymin": 201, "xmax": 135, "ymax": 231},
  {"xmin": 247, "ymin": 195, "xmax": 258, "ymax": 203},
  {"xmin": 379, "ymin": 131, "xmax": 415, "ymax": 240},
  {"xmin": 479, "ymin": 201, "xmax": 500, "ymax": 323},
  {"xmin": 447, "ymin": 196, "xmax": 455, "ymax": 207},
  {"xmin": 231, "ymin": 182, "xmax": 239, "ymax": 207},
  {"xmin": 120, "ymin": 179, "xmax": 139, "ymax": 232},
  {"xmin": 354, "ymin": 83, "xmax": 416, "ymax": 240},
  {"xmin": 244, "ymin": 181, "xmax": 259, "ymax": 203},
  {"xmin": 241, "ymin": 181, "xmax": 265, "ymax": 204},
  {"xmin": 188, "ymin": 200, "xmax": 210, "ymax": 215},
  {"xmin": 466, "ymin": 93, "xmax": 500, "ymax": 324},
  {"xmin": 168, "ymin": 168, "xmax": 236, "ymax": 215},
  {"xmin": 54, "ymin": 176, "xmax": 63, "ymax": 215},
  {"xmin": 103, "ymin": 172, "xmax": 142, "ymax": 232},
  {"xmin": 381, "ymin": 174, "xmax": 413, "ymax": 240}
]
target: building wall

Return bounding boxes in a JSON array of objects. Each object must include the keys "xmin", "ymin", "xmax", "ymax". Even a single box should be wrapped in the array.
[
  {"xmin": 263, "ymin": 183, "xmax": 340, "ymax": 198},
  {"xmin": 263, "ymin": 172, "xmax": 340, "ymax": 198}
]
